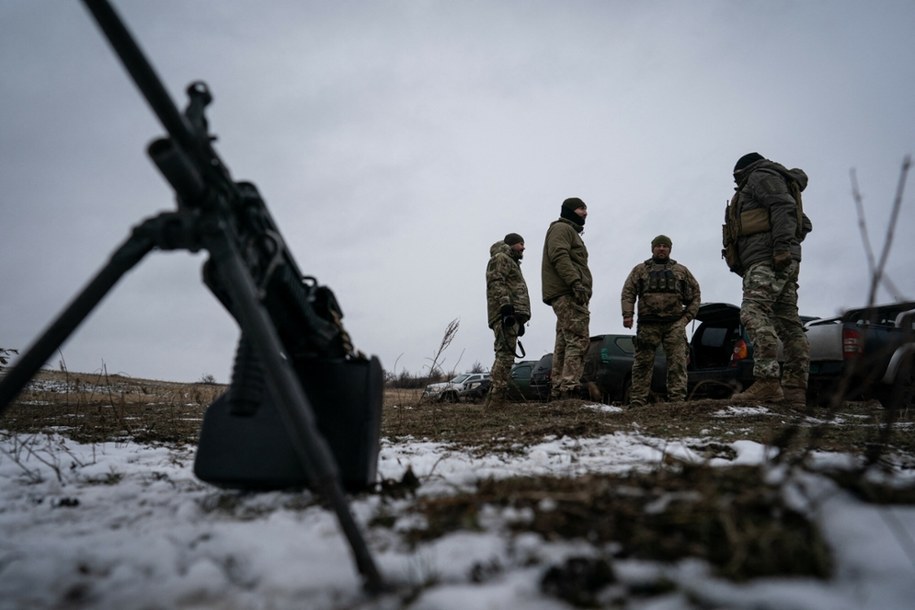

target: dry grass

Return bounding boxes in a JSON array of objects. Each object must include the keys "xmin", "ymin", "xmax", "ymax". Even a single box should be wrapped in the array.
[
  {"xmin": 2, "ymin": 369, "xmax": 222, "ymax": 444},
  {"xmin": 379, "ymin": 395, "xmax": 915, "ymax": 589},
  {"xmin": 384, "ymin": 394, "xmax": 915, "ymax": 459},
  {"xmin": 5, "ymin": 369, "xmax": 913, "ymax": 469},
  {"xmin": 3, "ymin": 368, "xmax": 915, "ymax": 594},
  {"xmin": 2, "ymin": 372, "xmax": 418, "ymax": 444}
]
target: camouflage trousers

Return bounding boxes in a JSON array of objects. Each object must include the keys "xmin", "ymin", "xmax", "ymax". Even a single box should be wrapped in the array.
[
  {"xmin": 740, "ymin": 261, "xmax": 809, "ymax": 388},
  {"xmin": 550, "ymin": 295, "xmax": 590, "ymax": 395},
  {"xmin": 632, "ymin": 320, "xmax": 688, "ymax": 404},
  {"xmin": 490, "ymin": 322, "xmax": 520, "ymax": 395}
]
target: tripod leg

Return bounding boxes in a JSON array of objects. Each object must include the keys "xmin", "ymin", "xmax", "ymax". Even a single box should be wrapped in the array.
[
  {"xmin": 206, "ymin": 234, "xmax": 385, "ymax": 593},
  {"xmin": 0, "ymin": 232, "xmax": 155, "ymax": 415}
]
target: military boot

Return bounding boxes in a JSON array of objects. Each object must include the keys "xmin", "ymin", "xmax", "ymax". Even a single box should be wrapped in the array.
[
  {"xmin": 732, "ymin": 378, "xmax": 784, "ymax": 403},
  {"xmin": 781, "ymin": 386, "xmax": 808, "ymax": 410}
]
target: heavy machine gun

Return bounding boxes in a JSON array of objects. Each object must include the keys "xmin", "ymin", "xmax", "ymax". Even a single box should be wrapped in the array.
[{"xmin": 0, "ymin": 0, "xmax": 385, "ymax": 592}]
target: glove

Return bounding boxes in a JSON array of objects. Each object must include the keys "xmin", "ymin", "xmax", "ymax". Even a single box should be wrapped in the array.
[
  {"xmin": 500, "ymin": 304, "xmax": 516, "ymax": 328},
  {"xmin": 772, "ymin": 250, "xmax": 792, "ymax": 270},
  {"xmin": 572, "ymin": 282, "xmax": 590, "ymax": 305}
]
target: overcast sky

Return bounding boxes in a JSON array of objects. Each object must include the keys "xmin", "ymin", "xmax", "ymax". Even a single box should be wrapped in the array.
[{"xmin": 2, "ymin": 0, "xmax": 913, "ymax": 383}]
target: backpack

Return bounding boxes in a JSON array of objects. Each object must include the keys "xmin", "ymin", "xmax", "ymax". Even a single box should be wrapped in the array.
[{"xmin": 721, "ymin": 192, "xmax": 743, "ymax": 275}]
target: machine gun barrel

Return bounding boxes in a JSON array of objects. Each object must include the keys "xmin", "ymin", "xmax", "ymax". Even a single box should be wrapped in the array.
[{"xmin": 147, "ymin": 138, "xmax": 206, "ymax": 204}]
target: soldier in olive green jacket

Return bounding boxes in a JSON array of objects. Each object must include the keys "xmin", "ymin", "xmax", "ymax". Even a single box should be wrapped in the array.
[
  {"xmin": 485, "ymin": 233, "xmax": 531, "ymax": 407},
  {"xmin": 541, "ymin": 197, "xmax": 592, "ymax": 400}
]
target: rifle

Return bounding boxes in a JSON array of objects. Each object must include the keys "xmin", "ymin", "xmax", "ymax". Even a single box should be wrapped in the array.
[{"xmin": 0, "ymin": 0, "xmax": 385, "ymax": 593}]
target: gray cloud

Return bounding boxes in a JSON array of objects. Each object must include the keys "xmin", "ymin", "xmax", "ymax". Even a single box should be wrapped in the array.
[{"xmin": 2, "ymin": 0, "xmax": 913, "ymax": 382}]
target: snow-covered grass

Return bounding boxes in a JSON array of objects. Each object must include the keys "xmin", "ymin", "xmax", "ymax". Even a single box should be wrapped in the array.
[{"xmin": 2, "ymin": 408, "xmax": 914, "ymax": 610}]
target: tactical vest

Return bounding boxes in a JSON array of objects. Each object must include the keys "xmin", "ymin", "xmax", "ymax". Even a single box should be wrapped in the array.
[{"xmin": 641, "ymin": 266, "xmax": 679, "ymax": 294}]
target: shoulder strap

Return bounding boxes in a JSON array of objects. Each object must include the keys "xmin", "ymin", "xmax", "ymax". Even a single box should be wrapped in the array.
[{"xmin": 724, "ymin": 192, "xmax": 741, "ymax": 242}]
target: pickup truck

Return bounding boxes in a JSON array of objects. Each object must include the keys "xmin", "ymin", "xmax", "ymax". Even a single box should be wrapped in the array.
[{"xmin": 806, "ymin": 300, "xmax": 915, "ymax": 409}]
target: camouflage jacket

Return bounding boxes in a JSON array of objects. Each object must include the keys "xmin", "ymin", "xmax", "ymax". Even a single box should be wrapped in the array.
[
  {"xmin": 621, "ymin": 258, "xmax": 700, "ymax": 324},
  {"xmin": 486, "ymin": 241, "xmax": 531, "ymax": 329},
  {"xmin": 733, "ymin": 158, "xmax": 812, "ymax": 270},
  {"xmin": 540, "ymin": 218, "xmax": 592, "ymax": 304}
]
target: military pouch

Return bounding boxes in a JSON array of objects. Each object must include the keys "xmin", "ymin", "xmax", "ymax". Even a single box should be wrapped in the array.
[{"xmin": 738, "ymin": 208, "xmax": 770, "ymax": 236}]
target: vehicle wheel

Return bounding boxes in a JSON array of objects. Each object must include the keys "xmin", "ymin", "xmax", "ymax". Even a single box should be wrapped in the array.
[
  {"xmin": 440, "ymin": 390, "xmax": 458, "ymax": 403},
  {"xmin": 810, "ymin": 380, "xmax": 841, "ymax": 407},
  {"xmin": 879, "ymin": 357, "xmax": 914, "ymax": 410}
]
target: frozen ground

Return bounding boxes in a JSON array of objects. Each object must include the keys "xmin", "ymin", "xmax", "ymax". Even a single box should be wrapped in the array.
[{"xmin": 1, "ymin": 405, "xmax": 914, "ymax": 609}]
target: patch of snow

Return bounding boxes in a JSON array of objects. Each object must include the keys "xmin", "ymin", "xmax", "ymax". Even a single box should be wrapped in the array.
[{"xmin": 0, "ymin": 427, "xmax": 913, "ymax": 609}]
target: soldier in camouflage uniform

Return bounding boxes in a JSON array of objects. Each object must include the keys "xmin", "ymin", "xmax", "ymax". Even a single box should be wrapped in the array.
[
  {"xmin": 621, "ymin": 235, "xmax": 700, "ymax": 408},
  {"xmin": 485, "ymin": 233, "xmax": 531, "ymax": 407},
  {"xmin": 541, "ymin": 197, "xmax": 592, "ymax": 400},
  {"xmin": 727, "ymin": 152, "xmax": 812, "ymax": 407}
]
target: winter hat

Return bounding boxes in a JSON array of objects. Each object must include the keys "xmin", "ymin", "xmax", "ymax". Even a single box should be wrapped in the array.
[
  {"xmin": 561, "ymin": 197, "xmax": 587, "ymax": 212},
  {"xmin": 651, "ymin": 235, "xmax": 672, "ymax": 247},
  {"xmin": 734, "ymin": 152, "xmax": 764, "ymax": 172},
  {"xmin": 504, "ymin": 233, "xmax": 524, "ymax": 246}
]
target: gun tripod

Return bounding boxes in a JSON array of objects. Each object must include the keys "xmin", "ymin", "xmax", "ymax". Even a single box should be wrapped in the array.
[{"xmin": 0, "ymin": 207, "xmax": 385, "ymax": 593}]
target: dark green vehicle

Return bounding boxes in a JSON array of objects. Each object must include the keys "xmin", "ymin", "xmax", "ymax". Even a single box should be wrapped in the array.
[
  {"xmin": 528, "ymin": 336, "xmax": 666, "ymax": 404},
  {"xmin": 581, "ymin": 334, "xmax": 667, "ymax": 404},
  {"xmin": 506, "ymin": 359, "xmax": 540, "ymax": 401},
  {"xmin": 529, "ymin": 353, "xmax": 553, "ymax": 401}
]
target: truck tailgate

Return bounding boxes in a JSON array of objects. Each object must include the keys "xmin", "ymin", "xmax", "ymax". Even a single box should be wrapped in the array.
[{"xmin": 805, "ymin": 318, "xmax": 843, "ymax": 361}]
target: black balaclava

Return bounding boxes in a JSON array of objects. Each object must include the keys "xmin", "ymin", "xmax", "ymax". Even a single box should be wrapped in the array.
[{"xmin": 560, "ymin": 197, "xmax": 586, "ymax": 228}]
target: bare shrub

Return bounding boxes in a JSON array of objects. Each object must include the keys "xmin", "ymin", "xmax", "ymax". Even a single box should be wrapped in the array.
[{"xmin": 0, "ymin": 348, "xmax": 18, "ymax": 371}]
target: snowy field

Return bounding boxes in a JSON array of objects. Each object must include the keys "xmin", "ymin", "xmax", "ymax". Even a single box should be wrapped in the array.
[{"xmin": 1, "ymin": 407, "xmax": 915, "ymax": 609}]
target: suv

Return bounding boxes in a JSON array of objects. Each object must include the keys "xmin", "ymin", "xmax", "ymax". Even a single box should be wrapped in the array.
[
  {"xmin": 529, "ymin": 353, "xmax": 553, "ymax": 401},
  {"xmin": 686, "ymin": 302, "xmax": 818, "ymax": 398},
  {"xmin": 507, "ymin": 359, "xmax": 540, "ymax": 401},
  {"xmin": 422, "ymin": 372, "xmax": 490, "ymax": 402},
  {"xmin": 581, "ymin": 334, "xmax": 667, "ymax": 403}
]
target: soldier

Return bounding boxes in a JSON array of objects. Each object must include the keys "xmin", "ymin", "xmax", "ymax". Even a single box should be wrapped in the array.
[
  {"xmin": 485, "ymin": 233, "xmax": 531, "ymax": 408},
  {"xmin": 541, "ymin": 197, "xmax": 592, "ymax": 400},
  {"xmin": 726, "ymin": 152, "xmax": 812, "ymax": 407},
  {"xmin": 621, "ymin": 235, "xmax": 701, "ymax": 408}
]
